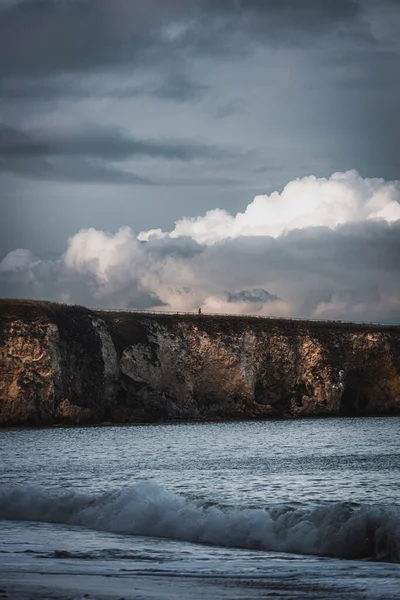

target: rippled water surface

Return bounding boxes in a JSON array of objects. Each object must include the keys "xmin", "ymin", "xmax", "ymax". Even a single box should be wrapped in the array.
[
  {"xmin": 2, "ymin": 417, "xmax": 400, "ymax": 504},
  {"xmin": 1, "ymin": 417, "xmax": 400, "ymax": 599}
]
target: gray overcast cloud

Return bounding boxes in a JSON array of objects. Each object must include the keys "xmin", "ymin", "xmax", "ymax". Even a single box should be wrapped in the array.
[{"xmin": 1, "ymin": 0, "xmax": 400, "ymax": 320}]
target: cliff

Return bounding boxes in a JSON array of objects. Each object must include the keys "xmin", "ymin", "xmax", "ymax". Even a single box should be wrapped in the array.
[{"xmin": 1, "ymin": 298, "xmax": 400, "ymax": 426}]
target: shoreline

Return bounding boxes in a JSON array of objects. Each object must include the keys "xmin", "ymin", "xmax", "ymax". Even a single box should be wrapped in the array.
[
  {"xmin": 2, "ymin": 552, "xmax": 400, "ymax": 600},
  {"xmin": 1, "ymin": 412, "xmax": 400, "ymax": 431}
]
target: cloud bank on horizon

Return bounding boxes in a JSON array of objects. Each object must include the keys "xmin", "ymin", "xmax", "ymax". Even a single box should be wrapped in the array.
[{"xmin": 2, "ymin": 170, "xmax": 400, "ymax": 322}]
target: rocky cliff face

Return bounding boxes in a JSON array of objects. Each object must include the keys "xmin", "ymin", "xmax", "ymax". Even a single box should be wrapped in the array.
[{"xmin": 1, "ymin": 299, "xmax": 400, "ymax": 426}]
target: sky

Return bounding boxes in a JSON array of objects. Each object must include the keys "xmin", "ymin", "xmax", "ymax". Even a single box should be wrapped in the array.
[{"xmin": 1, "ymin": 0, "xmax": 400, "ymax": 320}]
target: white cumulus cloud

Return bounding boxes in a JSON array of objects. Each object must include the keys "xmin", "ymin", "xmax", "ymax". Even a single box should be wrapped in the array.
[{"xmin": 139, "ymin": 170, "xmax": 400, "ymax": 244}]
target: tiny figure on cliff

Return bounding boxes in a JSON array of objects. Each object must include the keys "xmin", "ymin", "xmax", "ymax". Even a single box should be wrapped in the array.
[{"xmin": 198, "ymin": 307, "xmax": 202, "ymax": 315}]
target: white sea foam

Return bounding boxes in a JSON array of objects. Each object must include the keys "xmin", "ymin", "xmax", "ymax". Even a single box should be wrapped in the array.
[{"xmin": 0, "ymin": 481, "xmax": 399, "ymax": 562}]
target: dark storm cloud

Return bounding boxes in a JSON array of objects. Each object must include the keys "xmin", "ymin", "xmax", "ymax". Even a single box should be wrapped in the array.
[
  {"xmin": 0, "ymin": 0, "xmax": 170, "ymax": 77},
  {"xmin": 1, "ymin": 70, "xmax": 208, "ymax": 103},
  {"xmin": 0, "ymin": 125, "xmax": 228, "ymax": 162},
  {"xmin": 282, "ymin": 221, "xmax": 400, "ymax": 273},
  {"xmin": 0, "ymin": 126, "xmax": 156, "ymax": 184},
  {"xmin": 147, "ymin": 0, "xmax": 371, "ymax": 64},
  {"xmin": 1, "ymin": 155, "xmax": 154, "ymax": 185},
  {"xmin": 202, "ymin": 0, "xmax": 366, "ymax": 39},
  {"xmin": 0, "ymin": 124, "xmax": 231, "ymax": 183},
  {"xmin": 211, "ymin": 221, "xmax": 400, "ymax": 281},
  {"xmin": 0, "ymin": 0, "xmax": 370, "ymax": 80}
]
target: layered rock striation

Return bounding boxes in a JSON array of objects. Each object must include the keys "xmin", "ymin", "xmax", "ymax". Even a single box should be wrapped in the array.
[{"xmin": 1, "ymin": 299, "xmax": 400, "ymax": 426}]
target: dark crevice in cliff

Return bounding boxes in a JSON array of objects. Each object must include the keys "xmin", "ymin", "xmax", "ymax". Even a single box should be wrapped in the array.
[
  {"xmin": 340, "ymin": 367, "xmax": 386, "ymax": 416},
  {"xmin": 340, "ymin": 385, "xmax": 367, "ymax": 415},
  {"xmin": 295, "ymin": 382, "xmax": 314, "ymax": 408}
]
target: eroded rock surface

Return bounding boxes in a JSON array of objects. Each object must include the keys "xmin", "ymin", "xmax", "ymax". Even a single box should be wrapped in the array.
[{"xmin": 1, "ymin": 299, "xmax": 400, "ymax": 426}]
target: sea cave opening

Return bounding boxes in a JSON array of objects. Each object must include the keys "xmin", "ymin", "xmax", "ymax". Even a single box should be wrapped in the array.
[{"xmin": 339, "ymin": 371, "xmax": 370, "ymax": 416}]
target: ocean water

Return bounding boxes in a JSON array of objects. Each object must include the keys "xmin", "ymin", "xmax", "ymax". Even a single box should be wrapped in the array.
[{"xmin": 1, "ymin": 417, "xmax": 400, "ymax": 599}]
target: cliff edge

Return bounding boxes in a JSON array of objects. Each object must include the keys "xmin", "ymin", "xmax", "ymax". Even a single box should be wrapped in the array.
[{"xmin": 1, "ymin": 299, "xmax": 400, "ymax": 426}]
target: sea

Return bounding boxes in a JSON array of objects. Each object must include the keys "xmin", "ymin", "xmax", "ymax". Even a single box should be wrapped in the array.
[{"xmin": 1, "ymin": 417, "xmax": 400, "ymax": 599}]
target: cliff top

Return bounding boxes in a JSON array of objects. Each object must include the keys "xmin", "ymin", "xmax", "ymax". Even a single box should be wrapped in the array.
[{"xmin": 1, "ymin": 298, "xmax": 399, "ymax": 335}]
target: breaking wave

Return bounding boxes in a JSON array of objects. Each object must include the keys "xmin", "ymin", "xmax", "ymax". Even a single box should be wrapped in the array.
[{"xmin": 1, "ymin": 481, "xmax": 399, "ymax": 563}]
